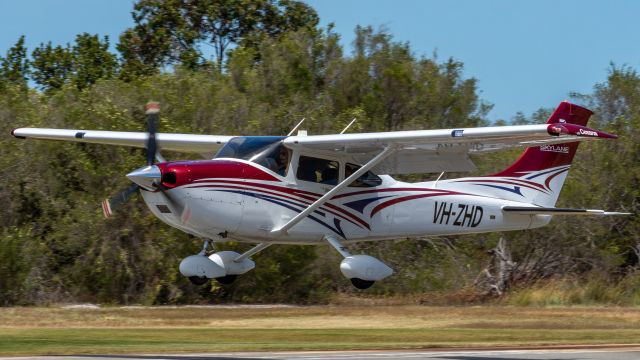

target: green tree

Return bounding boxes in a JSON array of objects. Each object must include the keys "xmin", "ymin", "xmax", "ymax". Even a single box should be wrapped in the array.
[
  {"xmin": 31, "ymin": 42, "xmax": 73, "ymax": 91},
  {"xmin": 31, "ymin": 34, "xmax": 117, "ymax": 92},
  {"xmin": 0, "ymin": 36, "xmax": 30, "ymax": 90},
  {"xmin": 71, "ymin": 33, "xmax": 117, "ymax": 89},
  {"xmin": 117, "ymin": 0, "xmax": 319, "ymax": 76}
]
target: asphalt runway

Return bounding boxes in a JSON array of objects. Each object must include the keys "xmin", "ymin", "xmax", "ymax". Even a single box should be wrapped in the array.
[{"xmin": 4, "ymin": 348, "xmax": 640, "ymax": 360}]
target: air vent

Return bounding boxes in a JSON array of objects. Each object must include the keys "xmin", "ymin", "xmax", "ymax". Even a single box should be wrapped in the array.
[
  {"xmin": 162, "ymin": 171, "xmax": 177, "ymax": 185},
  {"xmin": 156, "ymin": 205, "xmax": 171, "ymax": 214}
]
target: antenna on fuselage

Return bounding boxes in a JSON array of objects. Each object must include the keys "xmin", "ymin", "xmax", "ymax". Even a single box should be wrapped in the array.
[
  {"xmin": 287, "ymin": 118, "xmax": 306, "ymax": 136},
  {"xmin": 340, "ymin": 118, "xmax": 357, "ymax": 134},
  {"xmin": 434, "ymin": 172, "xmax": 445, "ymax": 188}
]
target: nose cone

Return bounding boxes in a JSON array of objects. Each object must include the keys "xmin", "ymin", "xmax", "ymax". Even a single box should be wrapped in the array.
[{"xmin": 126, "ymin": 165, "xmax": 161, "ymax": 191}]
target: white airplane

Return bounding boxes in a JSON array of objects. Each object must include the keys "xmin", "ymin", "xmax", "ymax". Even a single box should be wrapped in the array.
[{"xmin": 11, "ymin": 101, "xmax": 629, "ymax": 289}]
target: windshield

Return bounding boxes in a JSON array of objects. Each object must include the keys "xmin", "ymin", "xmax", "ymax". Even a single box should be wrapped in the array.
[
  {"xmin": 214, "ymin": 136, "xmax": 290, "ymax": 175},
  {"xmin": 214, "ymin": 136, "xmax": 286, "ymax": 160}
]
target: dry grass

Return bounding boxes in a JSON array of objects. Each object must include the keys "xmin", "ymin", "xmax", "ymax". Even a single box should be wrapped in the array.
[
  {"xmin": 1, "ymin": 305, "xmax": 640, "ymax": 355},
  {"xmin": 3, "ymin": 305, "xmax": 640, "ymax": 329}
]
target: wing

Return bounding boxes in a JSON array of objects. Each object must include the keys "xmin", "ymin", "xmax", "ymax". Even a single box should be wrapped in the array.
[
  {"xmin": 283, "ymin": 123, "xmax": 616, "ymax": 174},
  {"xmin": 11, "ymin": 128, "xmax": 233, "ymax": 153}
]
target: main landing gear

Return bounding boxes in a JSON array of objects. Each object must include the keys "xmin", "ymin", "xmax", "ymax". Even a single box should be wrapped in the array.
[
  {"xmin": 179, "ymin": 237, "xmax": 392, "ymax": 290},
  {"xmin": 179, "ymin": 240, "xmax": 270, "ymax": 286},
  {"xmin": 324, "ymin": 235, "xmax": 393, "ymax": 289}
]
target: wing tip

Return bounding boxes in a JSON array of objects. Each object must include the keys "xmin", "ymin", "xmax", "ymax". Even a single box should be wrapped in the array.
[{"xmin": 11, "ymin": 128, "xmax": 26, "ymax": 139}]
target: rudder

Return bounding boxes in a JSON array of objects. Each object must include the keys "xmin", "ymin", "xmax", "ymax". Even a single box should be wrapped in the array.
[
  {"xmin": 493, "ymin": 101, "xmax": 593, "ymax": 178},
  {"xmin": 489, "ymin": 101, "xmax": 593, "ymax": 206}
]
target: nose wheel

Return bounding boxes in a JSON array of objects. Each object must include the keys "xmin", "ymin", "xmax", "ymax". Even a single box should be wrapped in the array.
[
  {"xmin": 189, "ymin": 276, "xmax": 209, "ymax": 285},
  {"xmin": 215, "ymin": 275, "xmax": 237, "ymax": 285},
  {"xmin": 180, "ymin": 240, "xmax": 268, "ymax": 286}
]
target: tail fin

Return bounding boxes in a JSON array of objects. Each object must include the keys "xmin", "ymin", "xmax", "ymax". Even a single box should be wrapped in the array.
[
  {"xmin": 494, "ymin": 101, "xmax": 593, "ymax": 176},
  {"xmin": 445, "ymin": 101, "xmax": 593, "ymax": 207},
  {"xmin": 489, "ymin": 101, "xmax": 593, "ymax": 206}
]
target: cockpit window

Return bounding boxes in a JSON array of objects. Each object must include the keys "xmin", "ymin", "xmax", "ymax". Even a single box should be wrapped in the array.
[
  {"xmin": 251, "ymin": 143, "xmax": 291, "ymax": 176},
  {"xmin": 214, "ymin": 136, "xmax": 286, "ymax": 160},
  {"xmin": 214, "ymin": 136, "xmax": 290, "ymax": 175},
  {"xmin": 346, "ymin": 163, "xmax": 382, "ymax": 187}
]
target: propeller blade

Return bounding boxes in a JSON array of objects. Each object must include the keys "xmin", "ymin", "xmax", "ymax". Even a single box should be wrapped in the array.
[
  {"xmin": 102, "ymin": 183, "xmax": 140, "ymax": 218},
  {"xmin": 145, "ymin": 102, "xmax": 160, "ymax": 166}
]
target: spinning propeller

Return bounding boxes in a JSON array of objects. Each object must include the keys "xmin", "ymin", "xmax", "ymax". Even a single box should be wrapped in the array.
[{"xmin": 101, "ymin": 102, "xmax": 164, "ymax": 218}]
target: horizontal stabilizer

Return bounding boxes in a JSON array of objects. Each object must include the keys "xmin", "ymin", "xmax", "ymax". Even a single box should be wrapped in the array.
[{"xmin": 502, "ymin": 206, "xmax": 630, "ymax": 216}]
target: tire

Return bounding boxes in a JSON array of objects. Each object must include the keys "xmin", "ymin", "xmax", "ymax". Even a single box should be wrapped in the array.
[
  {"xmin": 215, "ymin": 275, "xmax": 238, "ymax": 285},
  {"xmin": 350, "ymin": 278, "xmax": 375, "ymax": 289},
  {"xmin": 189, "ymin": 276, "xmax": 209, "ymax": 285}
]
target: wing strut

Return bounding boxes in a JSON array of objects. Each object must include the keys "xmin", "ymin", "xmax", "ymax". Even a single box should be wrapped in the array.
[
  {"xmin": 270, "ymin": 146, "xmax": 396, "ymax": 237},
  {"xmin": 233, "ymin": 243, "xmax": 271, "ymax": 263}
]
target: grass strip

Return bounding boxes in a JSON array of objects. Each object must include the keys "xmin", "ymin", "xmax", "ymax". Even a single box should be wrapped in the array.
[{"xmin": 2, "ymin": 327, "xmax": 640, "ymax": 356}]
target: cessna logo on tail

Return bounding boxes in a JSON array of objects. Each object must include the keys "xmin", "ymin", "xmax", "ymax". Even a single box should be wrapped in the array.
[
  {"xmin": 578, "ymin": 128, "xmax": 598, "ymax": 137},
  {"xmin": 540, "ymin": 145, "xmax": 569, "ymax": 154}
]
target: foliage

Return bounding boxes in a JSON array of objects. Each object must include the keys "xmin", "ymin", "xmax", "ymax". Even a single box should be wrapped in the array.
[
  {"xmin": 117, "ymin": 0, "xmax": 319, "ymax": 75},
  {"xmin": 0, "ymin": 36, "xmax": 29, "ymax": 90},
  {"xmin": 31, "ymin": 34, "xmax": 117, "ymax": 92}
]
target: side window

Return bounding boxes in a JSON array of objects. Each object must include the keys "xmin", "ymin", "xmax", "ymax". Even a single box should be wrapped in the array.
[
  {"xmin": 297, "ymin": 156, "xmax": 339, "ymax": 185},
  {"xmin": 253, "ymin": 144, "xmax": 290, "ymax": 176},
  {"xmin": 345, "ymin": 163, "xmax": 382, "ymax": 187}
]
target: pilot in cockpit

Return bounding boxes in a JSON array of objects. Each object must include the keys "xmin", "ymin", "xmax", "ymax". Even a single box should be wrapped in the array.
[{"xmin": 273, "ymin": 147, "xmax": 290, "ymax": 176}]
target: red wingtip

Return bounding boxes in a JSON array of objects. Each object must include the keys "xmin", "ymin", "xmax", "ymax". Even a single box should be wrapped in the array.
[{"xmin": 546, "ymin": 123, "xmax": 618, "ymax": 139}]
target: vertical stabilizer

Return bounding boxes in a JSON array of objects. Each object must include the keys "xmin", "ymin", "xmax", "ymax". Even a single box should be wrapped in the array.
[
  {"xmin": 493, "ymin": 101, "xmax": 593, "ymax": 178},
  {"xmin": 450, "ymin": 101, "xmax": 593, "ymax": 207}
]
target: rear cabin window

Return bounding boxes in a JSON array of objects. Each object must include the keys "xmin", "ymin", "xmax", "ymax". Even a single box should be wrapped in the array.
[{"xmin": 296, "ymin": 156, "xmax": 339, "ymax": 184}]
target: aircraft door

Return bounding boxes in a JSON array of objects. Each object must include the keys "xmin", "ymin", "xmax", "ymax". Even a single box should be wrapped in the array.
[
  {"xmin": 342, "ymin": 163, "xmax": 390, "ymax": 238},
  {"xmin": 292, "ymin": 155, "xmax": 371, "ymax": 240}
]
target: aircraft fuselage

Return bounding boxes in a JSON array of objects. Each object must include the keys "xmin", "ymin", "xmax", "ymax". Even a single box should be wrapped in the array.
[{"xmin": 141, "ymin": 158, "xmax": 551, "ymax": 244}]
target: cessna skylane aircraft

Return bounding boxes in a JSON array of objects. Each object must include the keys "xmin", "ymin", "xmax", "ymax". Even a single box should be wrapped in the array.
[{"xmin": 11, "ymin": 101, "xmax": 629, "ymax": 289}]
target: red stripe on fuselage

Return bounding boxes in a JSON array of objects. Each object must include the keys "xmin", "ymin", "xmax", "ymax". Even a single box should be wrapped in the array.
[
  {"xmin": 370, "ymin": 191, "xmax": 463, "ymax": 217},
  {"xmin": 190, "ymin": 179, "xmax": 321, "ymax": 201},
  {"xmin": 455, "ymin": 179, "xmax": 549, "ymax": 193},
  {"xmin": 544, "ymin": 167, "xmax": 570, "ymax": 189},
  {"xmin": 187, "ymin": 181, "xmax": 370, "ymax": 230},
  {"xmin": 332, "ymin": 187, "xmax": 454, "ymax": 200}
]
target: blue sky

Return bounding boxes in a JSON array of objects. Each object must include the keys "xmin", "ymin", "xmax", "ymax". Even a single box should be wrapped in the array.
[{"xmin": 1, "ymin": 0, "xmax": 639, "ymax": 121}]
